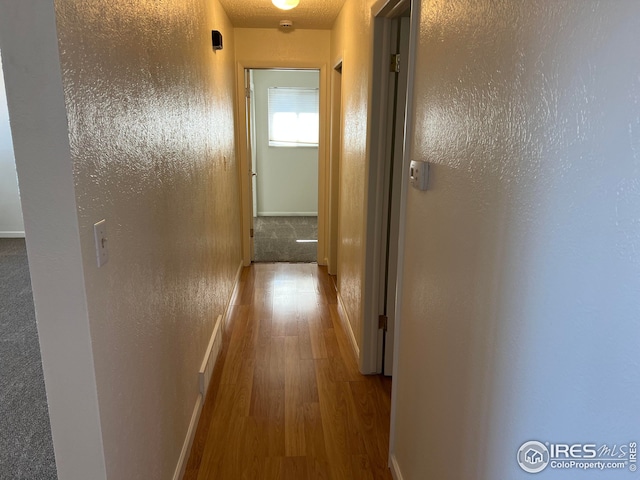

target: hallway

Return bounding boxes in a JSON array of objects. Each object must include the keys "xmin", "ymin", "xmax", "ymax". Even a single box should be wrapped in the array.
[{"xmin": 184, "ymin": 263, "xmax": 392, "ymax": 479}]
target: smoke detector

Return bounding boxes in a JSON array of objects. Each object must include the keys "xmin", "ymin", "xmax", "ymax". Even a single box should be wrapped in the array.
[{"xmin": 279, "ymin": 20, "xmax": 294, "ymax": 29}]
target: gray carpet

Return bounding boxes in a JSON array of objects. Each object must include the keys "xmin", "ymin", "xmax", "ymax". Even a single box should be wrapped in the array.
[
  {"xmin": 254, "ymin": 216, "xmax": 318, "ymax": 263},
  {"xmin": 0, "ymin": 238, "xmax": 57, "ymax": 480}
]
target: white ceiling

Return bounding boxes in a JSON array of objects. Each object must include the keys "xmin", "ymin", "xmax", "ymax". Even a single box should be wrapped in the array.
[{"xmin": 218, "ymin": 0, "xmax": 347, "ymax": 30}]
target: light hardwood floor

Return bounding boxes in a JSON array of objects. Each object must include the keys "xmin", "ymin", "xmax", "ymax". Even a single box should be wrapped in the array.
[{"xmin": 184, "ymin": 263, "xmax": 393, "ymax": 480}]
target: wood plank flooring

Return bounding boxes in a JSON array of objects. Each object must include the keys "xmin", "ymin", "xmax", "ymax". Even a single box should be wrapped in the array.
[{"xmin": 184, "ymin": 263, "xmax": 393, "ymax": 480}]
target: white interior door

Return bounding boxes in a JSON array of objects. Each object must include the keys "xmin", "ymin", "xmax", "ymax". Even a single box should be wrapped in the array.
[
  {"xmin": 244, "ymin": 68, "xmax": 255, "ymax": 261},
  {"xmin": 379, "ymin": 15, "xmax": 411, "ymax": 376},
  {"xmin": 250, "ymin": 71, "xmax": 257, "ymax": 220}
]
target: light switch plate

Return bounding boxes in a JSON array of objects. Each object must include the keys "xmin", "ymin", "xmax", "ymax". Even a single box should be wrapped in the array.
[
  {"xmin": 93, "ymin": 219, "xmax": 108, "ymax": 267},
  {"xmin": 410, "ymin": 160, "xmax": 429, "ymax": 191}
]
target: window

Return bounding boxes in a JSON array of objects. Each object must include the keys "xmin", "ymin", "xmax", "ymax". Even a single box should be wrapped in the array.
[{"xmin": 268, "ymin": 87, "xmax": 319, "ymax": 147}]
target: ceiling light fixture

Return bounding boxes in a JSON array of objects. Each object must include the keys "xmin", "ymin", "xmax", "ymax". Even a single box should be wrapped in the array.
[{"xmin": 272, "ymin": 0, "xmax": 299, "ymax": 10}]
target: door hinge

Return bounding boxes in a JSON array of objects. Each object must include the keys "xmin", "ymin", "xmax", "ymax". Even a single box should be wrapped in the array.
[
  {"xmin": 390, "ymin": 54, "xmax": 400, "ymax": 73},
  {"xmin": 250, "ymin": 228, "xmax": 254, "ymax": 238},
  {"xmin": 245, "ymin": 87, "xmax": 251, "ymax": 98},
  {"xmin": 378, "ymin": 314, "xmax": 388, "ymax": 331}
]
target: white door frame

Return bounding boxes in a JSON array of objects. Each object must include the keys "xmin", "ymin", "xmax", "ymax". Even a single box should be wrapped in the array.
[
  {"xmin": 361, "ymin": 0, "xmax": 418, "ymax": 375},
  {"xmin": 327, "ymin": 59, "xmax": 343, "ymax": 276},
  {"xmin": 236, "ymin": 61, "xmax": 329, "ymax": 267}
]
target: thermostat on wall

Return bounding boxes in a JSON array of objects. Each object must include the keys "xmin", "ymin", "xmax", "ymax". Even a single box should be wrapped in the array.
[{"xmin": 409, "ymin": 160, "xmax": 429, "ymax": 191}]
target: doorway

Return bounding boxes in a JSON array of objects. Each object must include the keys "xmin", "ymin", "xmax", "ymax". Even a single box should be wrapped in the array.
[
  {"xmin": 0, "ymin": 48, "xmax": 56, "ymax": 478},
  {"xmin": 379, "ymin": 14, "xmax": 411, "ymax": 376},
  {"xmin": 362, "ymin": 0, "xmax": 415, "ymax": 376},
  {"xmin": 327, "ymin": 61, "xmax": 342, "ymax": 276},
  {"xmin": 248, "ymin": 69, "xmax": 320, "ymax": 263},
  {"xmin": 0, "ymin": 51, "xmax": 25, "ymax": 238},
  {"xmin": 238, "ymin": 64, "xmax": 328, "ymax": 267}
]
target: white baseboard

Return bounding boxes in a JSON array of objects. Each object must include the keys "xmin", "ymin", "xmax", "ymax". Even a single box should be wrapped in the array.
[
  {"xmin": 336, "ymin": 291, "xmax": 360, "ymax": 359},
  {"xmin": 389, "ymin": 453, "xmax": 404, "ymax": 480},
  {"xmin": 0, "ymin": 231, "xmax": 25, "ymax": 238},
  {"xmin": 172, "ymin": 394, "xmax": 203, "ymax": 480},
  {"xmin": 199, "ymin": 315, "xmax": 222, "ymax": 397},
  {"xmin": 222, "ymin": 261, "xmax": 243, "ymax": 328},
  {"xmin": 256, "ymin": 212, "xmax": 318, "ymax": 217},
  {"xmin": 173, "ymin": 260, "xmax": 243, "ymax": 480}
]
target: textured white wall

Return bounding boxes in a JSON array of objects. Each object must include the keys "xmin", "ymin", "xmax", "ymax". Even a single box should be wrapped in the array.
[
  {"xmin": 0, "ymin": 52, "xmax": 24, "ymax": 237},
  {"xmin": 330, "ymin": 0, "xmax": 377, "ymax": 351},
  {"xmin": 55, "ymin": 1, "xmax": 241, "ymax": 478},
  {"xmin": 1, "ymin": 0, "xmax": 242, "ymax": 478},
  {"xmin": 392, "ymin": 1, "xmax": 640, "ymax": 479},
  {"xmin": 253, "ymin": 69, "xmax": 319, "ymax": 216}
]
